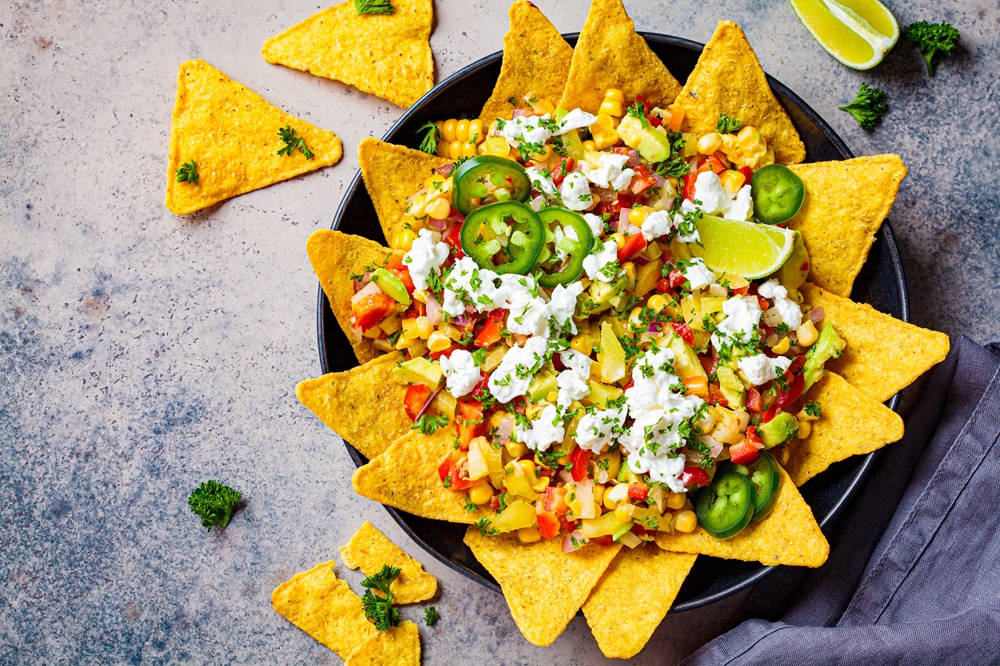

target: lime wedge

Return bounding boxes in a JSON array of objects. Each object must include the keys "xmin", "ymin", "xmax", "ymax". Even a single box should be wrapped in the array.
[
  {"xmin": 689, "ymin": 215, "xmax": 799, "ymax": 280},
  {"xmin": 789, "ymin": 0, "xmax": 899, "ymax": 70}
]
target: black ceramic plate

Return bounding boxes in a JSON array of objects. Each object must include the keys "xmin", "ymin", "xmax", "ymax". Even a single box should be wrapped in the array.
[{"xmin": 318, "ymin": 34, "xmax": 909, "ymax": 612}]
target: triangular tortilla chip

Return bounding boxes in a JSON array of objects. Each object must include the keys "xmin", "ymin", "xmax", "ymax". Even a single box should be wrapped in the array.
[
  {"xmin": 464, "ymin": 529, "xmax": 622, "ymax": 646},
  {"xmin": 358, "ymin": 138, "xmax": 449, "ymax": 245},
  {"xmin": 165, "ymin": 60, "xmax": 342, "ymax": 215},
  {"xmin": 655, "ymin": 465, "xmax": 829, "ymax": 567},
  {"xmin": 801, "ymin": 283, "xmax": 951, "ymax": 402},
  {"xmin": 297, "ymin": 352, "xmax": 410, "ymax": 460},
  {"xmin": 788, "ymin": 155, "xmax": 908, "ymax": 296},
  {"xmin": 340, "ymin": 521, "xmax": 438, "ymax": 604},
  {"xmin": 261, "ymin": 0, "xmax": 434, "ymax": 109},
  {"xmin": 306, "ymin": 229, "xmax": 393, "ymax": 364},
  {"xmin": 352, "ymin": 427, "xmax": 486, "ymax": 524},
  {"xmin": 672, "ymin": 21, "xmax": 805, "ymax": 165},
  {"xmin": 345, "ymin": 620, "xmax": 420, "ymax": 666},
  {"xmin": 558, "ymin": 0, "xmax": 681, "ymax": 113},
  {"xmin": 582, "ymin": 547, "xmax": 697, "ymax": 659},
  {"xmin": 479, "ymin": 1, "xmax": 574, "ymax": 123},
  {"xmin": 271, "ymin": 560, "xmax": 377, "ymax": 659},
  {"xmin": 785, "ymin": 372, "xmax": 904, "ymax": 486}
]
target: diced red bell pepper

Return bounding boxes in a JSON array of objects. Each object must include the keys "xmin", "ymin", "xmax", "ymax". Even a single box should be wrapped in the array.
[
  {"xmin": 551, "ymin": 157, "xmax": 576, "ymax": 187},
  {"xmin": 775, "ymin": 371, "xmax": 805, "ymax": 408},
  {"xmin": 427, "ymin": 345, "xmax": 456, "ymax": 360},
  {"xmin": 622, "ymin": 379, "xmax": 635, "ymax": 391},
  {"xmin": 746, "ymin": 426, "xmax": 762, "ymax": 446},
  {"xmin": 456, "ymin": 398, "xmax": 486, "ymax": 450},
  {"xmin": 543, "ymin": 486, "xmax": 569, "ymax": 515},
  {"xmin": 746, "ymin": 386, "xmax": 762, "ymax": 413},
  {"xmin": 535, "ymin": 510, "xmax": 560, "ymax": 540},
  {"xmin": 614, "ymin": 193, "xmax": 637, "ymax": 212},
  {"xmin": 729, "ymin": 439, "xmax": 761, "ymax": 465},
  {"xmin": 350, "ymin": 292, "xmax": 396, "ymax": 332},
  {"xmin": 631, "ymin": 523, "xmax": 651, "ymax": 537},
  {"xmin": 671, "ymin": 321, "xmax": 694, "ymax": 346},
  {"xmin": 647, "ymin": 114, "xmax": 663, "ymax": 128},
  {"xmin": 739, "ymin": 166, "xmax": 753, "ymax": 183},
  {"xmin": 656, "ymin": 278, "xmax": 672, "ymax": 293},
  {"xmin": 617, "ymin": 233, "xmax": 648, "ymax": 263},
  {"xmin": 731, "ymin": 284, "xmax": 750, "ymax": 296},
  {"xmin": 700, "ymin": 356, "xmax": 720, "ymax": 375},
  {"xmin": 762, "ymin": 405, "xmax": 777, "ymax": 424},
  {"xmin": 403, "ymin": 384, "xmax": 432, "ymax": 421},
  {"xmin": 682, "ymin": 172, "xmax": 698, "ymax": 202},
  {"xmin": 788, "ymin": 354, "xmax": 807, "ymax": 375},
  {"xmin": 681, "ymin": 466, "xmax": 711, "ymax": 488},
  {"xmin": 627, "ymin": 482, "xmax": 649, "ymax": 502},
  {"xmin": 438, "ymin": 455, "xmax": 473, "ymax": 491},
  {"xmin": 474, "ymin": 309, "xmax": 505, "ymax": 348},
  {"xmin": 708, "ymin": 384, "xmax": 729, "ymax": 407},
  {"xmin": 569, "ymin": 446, "xmax": 592, "ymax": 482},
  {"xmin": 667, "ymin": 268, "xmax": 687, "ymax": 290},
  {"xmin": 489, "ymin": 495, "xmax": 500, "ymax": 511},
  {"xmin": 385, "ymin": 253, "xmax": 416, "ymax": 294},
  {"xmin": 629, "ymin": 165, "xmax": 658, "ymax": 195},
  {"xmin": 591, "ymin": 535, "xmax": 614, "ymax": 547},
  {"xmin": 444, "ymin": 223, "xmax": 464, "ymax": 258},
  {"xmin": 559, "ymin": 516, "xmax": 578, "ymax": 534}
]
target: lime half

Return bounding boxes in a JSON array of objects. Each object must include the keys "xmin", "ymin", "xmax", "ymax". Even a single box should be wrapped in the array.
[
  {"xmin": 789, "ymin": 0, "xmax": 899, "ymax": 70},
  {"xmin": 689, "ymin": 215, "xmax": 799, "ymax": 280}
]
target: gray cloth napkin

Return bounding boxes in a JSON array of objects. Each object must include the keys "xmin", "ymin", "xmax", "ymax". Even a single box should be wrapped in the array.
[{"xmin": 684, "ymin": 335, "xmax": 1000, "ymax": 666}]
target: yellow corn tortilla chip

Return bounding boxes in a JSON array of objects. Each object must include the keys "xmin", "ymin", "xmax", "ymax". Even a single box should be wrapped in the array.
[
  {"xmin": 340, "ymin": 521, "xmax": 438, "ymax": 604},
  {"xmin": 672, "ymin": 21, "xmax": 805, "ymax": 165},
  {"xmin": 801, "ymin": 283, "xmax": 951, "ymax": 402},
  {"xmin": 261, "ymin": 0, "xmax": 434, "ymax": 109},
  {"xmin": 345, "ymin": 620, "xmax": 420, "ymax": 666},
  {"xmin": 306, "ymin": 229, "xmax": 393, "ymax": 364},
  {"xmin": 352, "ymin": 427, "xmax": 486, "ymax": 524},
  {"xmin": 358, "ymin": 138, "xmax": 449, "ymax": 245},
  {"xmin": 655, "ymin": 465, "xmax": 829, "ymax": 567},
  {"xmin": 165, "ymin": 60, "xmax": 343, "ymax": 216},
  {"xmin": 788, "ymin": 155, "xmax": 908, "ymax": 296},
  {"xmin": 464, "ymin": 529, "xmax": 622, "ymax": 646},
  {"xmin": 271, "ymin": 560, "xmax": 376, "ymax": 659},
  {"xmin": 582, "ymin": 547, "xmax": 697, "ymax": 659},
  {"xmin": 296, "ymin": 352, "xmax": 410, "ymax": 460},
  {"xmin": 558, "ymin": 0, "xmax": 681, "ymax": 113},
  {"xmin": 479, "ymin": 1, "xmax": 573, "ymax": 123},
  {"xmin": 786, "ymin": 372, "xmax": 904, "ymax": 486}
]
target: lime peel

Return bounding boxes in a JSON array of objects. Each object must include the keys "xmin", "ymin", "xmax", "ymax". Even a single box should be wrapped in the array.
[{"xmin": 689, "ymin": 215, "xmax": 799, "ymax": 280}]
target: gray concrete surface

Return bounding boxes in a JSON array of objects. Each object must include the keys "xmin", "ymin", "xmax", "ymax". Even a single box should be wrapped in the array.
[{"xmin": 2, "ymin": 0, "xmax": 997, "ymax": 663}]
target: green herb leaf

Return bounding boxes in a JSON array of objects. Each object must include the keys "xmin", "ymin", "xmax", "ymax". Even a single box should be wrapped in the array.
[
  {"xmin": 412, "ymin": 414, "xmax": 449, "ymax": 435},
  {"xmin": 424, "ymin": 607, "xmax": 441, "ymax": 626},
  {"xmin": 277, "ymin": 125, "xmax": 315, "ymax": 159},
  {"xmin": 416, "ymin": 120, "xmax": 440, "ymax": 155},
  {"xmin": 716, "ymin": 113, "xmax": 743, "ymax": 134},
  {"xmin": 355, "ymin": 0, "xmax": 393, "ymax": 15},
  {"xmin": 176, "ymin": 160, "xmax": 199, "ymax": 185},
  {"xmin": 837, "ymin": 83, "xmax": 887, "ymax": 131},
  {"xmin": 188, "ymin": 480, "xmax": 241, "ymax": 531},
  {"xmin": 360, "ymin": 564, "xmax": 402, "ymax": 631}
]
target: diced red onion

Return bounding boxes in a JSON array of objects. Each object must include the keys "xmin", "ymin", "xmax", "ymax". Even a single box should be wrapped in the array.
[
  {"xmin": 616, "ymin": 210, "xmax": 640, "ymax": 235},
  {"xmin": 452, "ymin": 313, "xmax": 470, "ymax": 327},
  {"xmin": 809, "ymin": 307, "xmax": 825, "ymax": 323},
  {"xmin": 650, "ymin": 172, "xmax": 666, "ymax": 188},
  {"xmin": 700, "ymin": 434, "xmax": 724, "ymax": 459},
  {"xmin": 353, "ymin": 279, "xmax": 364, "ymax": 294},
  {"xmin": 558, "ymin": 470, "xmax": 574, "ymax": 484},
  {"xmin": 426, "ymin": 296, "xmax": 443, "ymax": 326},
  {"xmin": 623, "ymin": 149, "xmax": 640, "ymax": 167},
  {"xmin": 648, "ymin": 322, "xmax": 664, "ymax": 333},
  {"xmin": 763, "ymin": 307, "xmax": 784, "ymax": 327},
  {"xmin": 512, "ymin": 108, "xmax": 529, "ymax": 119},
  {"xmin": 351, "ymin": 280, "xmax": 382, "ymax": 305},
  {"xmin": 765, "ymin": 332, "xmax": 779, "ymax": 347},
  {"xmin": 632, "ymin": 255, "xmax": 650, "ymax": 266},
  {"xmin": 495, "ymin": 415, "xmax": 514, "ymax": 445},
  {"xmin": 428, "ymin": 217, "xmax": 448, "ymax": 231},
  {"xmin": 436, "ymin": 163, "xmax": 455, "ymax": 177},
  {"xmin": 414, "ymin": 387, "xmax": 442, "ymax": 421},
  {"xmin": 562, "ymin": 530, "xmax": 588, "ymax": 553},
  {"xmin": 350, "ymin": 325, "xmax": 363, "ymax": 340},
  {"xmin": 446, "ymin": 209, "xmax": 466, "ymax": 224}
]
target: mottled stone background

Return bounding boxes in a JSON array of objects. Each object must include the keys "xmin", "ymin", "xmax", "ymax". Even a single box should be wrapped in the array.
[{"xmin": 2, "ymin": 0, "xmax": 997, "ymax": 663}]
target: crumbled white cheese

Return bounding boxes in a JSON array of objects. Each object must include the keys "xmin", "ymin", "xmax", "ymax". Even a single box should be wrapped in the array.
[
  {"xmin": 500, "ymin": 114, "xmax": 553, "ymax": 147},
  {"xmin": 514, "ymin": 403, "xmax": 564, "ymax": 453},
  {"xmin": 575, "ymin": 405, "xmax": 627, "ymax": 454},
  {"xmin": 640, "ymin": 210, "xmax": 674, "ymax": 241},
  {"xmin": 682, "ymin": 258, "xmax": 717, "ymax": 291},
  {"xmin": 711, "ymin": 296, "xmax": 762, "ymax": 351},
  {"xmin": 554, "ymin": 109, "xmax": 597, "ymax": 135},
  {"xmin": 403, "ymin": 229, "xmax": 449, "ymax": 291},
  {"xmin": 441, "ymin": 257, "xmax": 506, "ymax": 317},
  {"xmin": 559, "ymin": 171, "xmax": 594, "ymax": 211},
  {"xmin": 556, "ymin": 349, "xmax": 591, "ymax": 407},
  {"xmin": 582, "ymin": 240, "xmax": 620, "ymax": 282},
  {"xmin": 682, "ymin": 172, "xmax": 753, "ymax": 221},
  {"xmin": 440, "ymin": 349, "xmax": 481, "ymax": 397},
  {"xmin": 583, "ymin": 213, "xmax": 605, "ymax": 237},
  {"xmin": 583, "ymin": 152, "xmax": 635, "ymax": 191},
  {"xmin": 488, "ymin": 337, "xmax": 549, "ymax": 404},
  {"xmin": 738, "ymin": 353, "xmax": 793, "ymax": 386},
  {"xmin": 757, "ymin": 279, "xmax": 803, "ymax": 329},
  {"xmin": 547, "ymin": 282, "xmax": 584, "ymax": 336},
  {"xmin": 525, "ymin": 166, "xmax": 559, "ymax": 200}
]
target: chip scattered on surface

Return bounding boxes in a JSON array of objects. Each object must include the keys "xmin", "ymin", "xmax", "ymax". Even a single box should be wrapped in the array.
[
  {"xmin": 340, "ymin": 521, "xmax": 438, "ymax": 604},
  {"xmin": 262, "ymin": 0, "xmax": 434, "ymax": 109},
  {"xmin": 802, "ymin": 283, "xmax": 951, "ymax": 402},
  {"xmin": 655, "ymin": 465, "xmax": 829, "ymax": 567},
  {"xmin": 352, "ymin": 427, "xmax": 485, "ymax": 524},
  {"xmin": 297, "ymin": 353, "xmax": 410, "ymax": 460},
  {"xmin": 464, "ymin": 528, "xmax": 622, "ymax": 646},
  {"xmin": 582, "ymin": 547, "xmax": 697, "ymax": 659},
  {"xmin": 271, "ymin": 560, "xmax": 377, "ymax": 659},
  {"xmin": 165, "ymin": 60, "xmax": 342, "ymax": 216},
  {"xmin": 478, "ymin": 1, "xmax": 574, "ymax": 123},
  {"xmin": 358, "ymin": 138, "xmax": 450, "ymax": 245},
  {"xmin": 558, "ymin": 0, "xmax": 681, "ymax": 113},
  {"xmin": 673, "ymin": 21, "xmax": 806, "ymax": 165},
  {"xmin": 344, "ymin": 620, "xmax": 421, "ymax": 666},
  {"xmin": 788, "ymin": 155, "xmax": 908, "ymax": 296},
  {"xmin": 785, "ymin": 372, "xmax": 904, "ymax": 486},
  {"xmin": 306, "ymin": 229, "xmax": 393, "ymax": 364}
]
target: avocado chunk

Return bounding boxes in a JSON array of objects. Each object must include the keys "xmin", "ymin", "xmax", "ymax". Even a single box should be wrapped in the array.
[
  {"xmin": 582, "ymin": 273, "xmax": 627, "ymax": 316},
  {"xmin": 370, "ymin": 268, "xmax": 411, "ymax": 305},
  {"xmin": 553, "ymin": 128, "xmax": 586, "ymax": 160},
  {"xmin": 774, "ymin": 232, "xmax": 810, "ymax": 289},
  {"xmin": 758, "ymin": 412, "xmax": 799, "ymax": 448},
  {"xmin": 616, "ymin": 115, "xmax": 673, "ymax": 163},
  {"xmin": 715, "ymin": 366, "xmax": 746, "ymax": 409},
  {"xmin": 617, "ymin": 463, "xmax": 641, "ymax": 484},
  {"xmin": 392, "ymin": 357, "xmax": 443, "ymax": 390},
  {"xmin": 803, "ymin": 323, "xmax": 847, "ymax": 390},
  {"xmin": 527, "ymin": 370, "xmax": 558, "ymax": 403},
  {"xmin": 667, "ymin": 332, "xmax": 707, "ymax": 379}
]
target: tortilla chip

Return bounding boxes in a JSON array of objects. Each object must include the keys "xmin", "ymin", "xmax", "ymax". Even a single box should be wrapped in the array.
[
  {"xmin": 261, "ymin": 0, "xmax": 434, "ymax": 109},
  {"xmin": 345, "ymin": 620, "xmax": 421, "ymax": 666},
  {"xmin": 558, "ymin": 0, "xmax": 681, "ymax": 113},
  {"xmin": 165, "ymin": 60, "xmax": 342, "ymax": 216},
  {"xmin": 479, "ymin": 1, "xmax": 573, "ymax": 123},
  {"xmin": 672, "ymin": 21, "xmax": 805, "ymax": 165},
  {"xmin": 788, "ymin": 155, "xmax": 908, "ymax": 296},
  {"xmin": 340, "ymin": 521, "xmax": 438, "ymax": 604},
  {"xmin": 801, "ymin": 283, "xmax": 951, "ymax": 402},
  {"xmin": 582, "ymin": 547, "xmax": 697, "ymax": 659},
  {"xmin": 297, "ymin": 353, "xmax": 410, "ymax": 460},
  {"xmin": 655, "ymin": 465, "xmax": 829, "ymax": 567},
  {"xmin": 358, "ymin": 138, "xmax": 449, "ymax": 245},
  {"xmin": 306, "ymin": 229, "xmax": 393, "ymax": 364},
  {"xmin": 352, "ymin": 427, "xmax": 486, "ymax": 523},
  {"xmin": 464, "ymin": 529, "xmax": 622, "ymax": 646},
  {"xmin": 271, "ymin": 560, "xmax": 376, "ymax": 659}
]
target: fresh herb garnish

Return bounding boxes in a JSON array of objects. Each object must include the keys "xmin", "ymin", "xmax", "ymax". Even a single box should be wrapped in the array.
[
  {"xmin": 277, "ymin": 125, "xmax": 314, "ymax": 159},
  {"xmin": 176, "ymin": 159, "xmax": 199, "ymax": 185},
  {"xmin": 416, "ymin": 121, "xmax": 440, "ymax": 155},
  {"xmin": 805, "ymin": 400, "xmax": 823, "ymax": 418},
  {"xmin": 360, "ymin": 564, "xmax": 401, "ymax": 631},
  {"xmin": 424, "ymin": 607, "xmax": 441, "ymax": 626},
  {"xmin": 838, "ymin": 83, "xmax": 887, "ymax": 131},
  {"xmin": 902, "ymin": 21, "xmax": 960, "ymax": 76},
  {"xmin": 476, "ymin": 517, "xmax": 500, "ymax": 536},
  {"xmin": 626, "ymin": 100, "xmax": 648, "ymax": 128},
  {"xmin": 188, "ymin": 480, "xmax": 241, "ymax": 531},
  {"xmin": 355, "ymin": 0, "xmax": 393, "ymax": 15},
  {"xmin": 412, "ymin": 414, "xmax": 449, "ymax": 435},
  {"xmin": 716, "ymin": 113, "xmax": 743, "ymax": 134}
]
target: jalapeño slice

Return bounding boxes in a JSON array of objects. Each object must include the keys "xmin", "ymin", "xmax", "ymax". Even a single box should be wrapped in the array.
[
  {"xmin": 460, "ymin": 201, "xmax": 545, "ymax": 275},
  {"xmin": 534, "ymin": 207, "xmax": 595, "ymax": 288},
  {"xmin": 751, "ymin": 164, "xmax": 805, "ymax": 225},
  {"xmin": 452, "ymin": 155, "xmax": 531, "ymax": 216},
  {"xmin": 743, "ymin": 451, "xmax": 780, "ymax": 524},
  {"xmin": 693, "ymin": 466, "xmax": 756, "ymax": 539}
]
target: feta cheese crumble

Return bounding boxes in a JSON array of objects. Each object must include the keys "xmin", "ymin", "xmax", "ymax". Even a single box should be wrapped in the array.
[
  {"xmin": 711, "ymin": 295, "xmax": 762, "ymax": 351},
  {"xmin": 583, "ymin": 152, "xmax": 635, "ymax": 191},
  {"xmin": 554, "ymin": 109, "xmax": 597, "ymax": 135},
  {"xmin": 559, "ymin": 171, "xmax": 593, "ymax": 211},
  {"xmin": 555, "ymin": 349, "xmax": 591, "ymax": 407},
  {"xmin": 525, "ymin": 166, "xmax": 559, "ymax": 200},
  {"xmin": 680, "ymin": 171, "xmax": 754, "ymax": 221},
  {"xmin": 403, "ymin": 229, "xmax": 448, "ymax": 291},
  {"xmin": 439, "ymin": 349, "xmax": 481, "ymax": 397},
  {"xmin": 515, "ymin": 403, "xmax": 564, "ymax": 453},
  {"xmin": 575, "ymin": 405, "xmax": 627, "ymax": 454},
  {"xmin": 488, "ymin": 337, "xmax": 549, "ymax": 404},
  {"xmin": 582, "ymin": 240, "xmax": 620, "ymax": 282},
  {"xmin": 682, "ymin": 258, "xmax": 717, "ymax": 291},
  {"xmin": 738, "ymin": 353, "xmax": 793, "ymax": 386},
  {"xmin": 640, "ymin": 209, "xmax": 674, "ymax": 241},
  {"xmin": 757, "ymin": 279, "xmax": 803, "ymax": 330},
  {"xmin": 500, "ymin": 114, "xmax": 553, "ymax": 147}
]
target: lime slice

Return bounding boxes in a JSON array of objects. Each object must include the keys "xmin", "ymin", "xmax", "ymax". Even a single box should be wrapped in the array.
[
  {"xmin": 789, "ymin": 0, "xmax": 899, "ymax": 70},
  {"xmin": 689, "ymin": 215, "xmax": 798, "ymax": 280}
]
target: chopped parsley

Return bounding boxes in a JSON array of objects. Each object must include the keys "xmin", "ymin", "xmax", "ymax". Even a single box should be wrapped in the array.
[
  {"xmin": 416, "ymin": 120, "xmax": 440, "ymax": 155},
  {"xmin": 804, "ymin": 401, "xmax": 823, "ymax": 418},
  {"xmin": 355, "ymin": 0, "xmax": 393, "ymax": 15},
  {"xmin": 424, "ymin": 607, "xmax": 441, "ymax": 627},
  {"xmin": 412, "ymin": 414, "xmax": 449, "ymax": 435},
  {"xmin": 175, "ymin": 159, "xmax": 199, "ymax": 185},
  {"xmin": 716, "ymin": 113, "xmax": 743, "ymax": 134},
  {"xmin": 277, "ymin": 125, "xmax": 314, "ymax": 159},
  {"xmin": 476, "ymin": 517, "xmax": 500, "ymax": 536}
]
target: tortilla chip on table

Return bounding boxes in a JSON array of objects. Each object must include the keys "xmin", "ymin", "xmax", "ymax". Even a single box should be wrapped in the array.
[
  {"xmin": 672, "ymin": 21, "xmax": 805, "ymax": 165},
  {"xmin": 464, "ymin": 528, "xmax": 622, "ymax": 646},
  {"xmin": 344, "ymin": 620, "xmax": 421, "ymax": 666},
  {"xmin": 340, "ymin": 521, "xmax": 438, "ymax": 604},
  {"xmin": 261, "ymin": 0, "xmax": 434, "ymax": 109},
  {"xmin": 558, "ymin": 0, "xmax": 681, "ymax": 113},
  {"xmin": 165, "ymin": 60, "xmax": 342, "ymax": 216}
]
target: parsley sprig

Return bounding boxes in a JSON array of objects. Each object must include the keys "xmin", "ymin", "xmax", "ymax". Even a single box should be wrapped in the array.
[
  {"xmin": 277, "ymin": 125, "xmax": 314, "ymax": 159},
  {"xmin": 416, "ymin": 121, "xmax": 440, "ymax": 155},
  {"xmin": 360, "ymin": 564, "xmax": 402, "ymax": 631},
  {"xmin": 176, "ymin": 160, "xmax": 199, "ymax": 185},
  {"xmin": 412, "ymin": 414, "xmax": 449, "ymax": 435},
  {"xmin": 716, "ymin": 113, "xmax": 743, "ymax": 134},
  {"xmin": 355, "ymin": 0, "xmax": 393, "ymax": 15}
]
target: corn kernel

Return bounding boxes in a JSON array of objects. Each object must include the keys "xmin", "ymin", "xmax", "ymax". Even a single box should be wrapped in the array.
[
  {"xmin": 674, "ymin": 509, "xmax": 697, "ymax": 532},
  {"xmin": 570, "ymin": 332, "xmax": 593, "ymax": 356},
  {"xmin": 532, "ymin": 476, "xmax": 550, "ymax": 493},
  {"xmin": 441, "ymin": 119, "xmax": 458, "ymax": 143},
  {"xmin": 505, "ymin": 439, "xmax": 527, "ymax": 459},
  {"xmin": 436, "ymin": 140, "xmax": 450, "ymax": 158},
  {"xmin": 415, "ymin": 316, "xmax": 433, "ymax": 339},
  {"xmin": 614, "ymin": 505, "xmax": 634, "ymax": 522},
  {"xmin": 449, "ymin": 140, "xmax": 463, "ymax": 160},
  {"xmin": 518, "ymin": 459, "xmax": 536, "ymax": 479},
  {"xmin": 603, "ymin": 492, "xmax": 618, "ymax": 511},
  {"xmin": 518, "ymin": 526, "xmax": 541, "ymax": 543},
  {"xmin": 770, "ymin": 336, "xmax": 791, "ymax": 355},
  {"xmin": 582, "ymin": 140, "xmax": 598, "ymax": 152},
  {"xmin": 461, "ymin": 141, "xmax": 478, "ymax": 158},
  {"xmin": 589, "ymin": 114, "xmax": 620, "ymax": 150},
  {"xmin": 424, "ymin": 174, "xmax": 446, "ymax": 190},
  {"xmin": 648, "ymin": 294, "xmax": 669, "ymax": 312},
  {"xmin": 797, "ymin": 419, "xmax": 812, "ymax": 439},
  {"xmin": 533, "ymin": 98, "xmax": 555, "ymax": 116},
  {"xmin": 796, "ymin": 319, "xmax": 819, "ymax": 347},
  {"xmin": 468, "ymin": 119, "xmax": 485, "ymax": 144},
  {"xmin": 609, "ymin": 232, "xmax": 626, "ymax": 250},
  {"xmin": 391, "ymin": 228, "xmax": 418, "ymax": 251},
  {"xmin": 622, "ymin": 261, "xmax": 636, "ymax": 286},
  {"xmin": 599, "ymin": 98, "xmax": 623, "ymax": 116},
  {"xmin": 778, "ymin": 446, "xmax": 789, "ymax": 465},
  {"xmin": 469, "ymin": 481, "xmax": 493, "ymax": 505},
  {"xmin": 719, "ymin": 169, "xmax": 746, "ymax": 196},
  {"xmin": 425, "ymin": 197, "xmax": 451, "ymax": 220},
  {"xmin": 455, "ymin": 119, "xmax": 470, "ymax": 143},
  {"xmin": 427, "ymin": 330, "xmax": 451, "ymax": 352},
  {"xmin": 666, "ymin": 492, "xmax": 687, "ymax": 510},
  {"xmin": 628, "ymin": 206, "xmax": 650, "ymax": 226},
  {"xmin": 697, "ymin": 133, "xmax": 723, "ymax": 155},
  {"xmin": 604, "ymin": 88, "xmax": 625, "ymax": 103}
]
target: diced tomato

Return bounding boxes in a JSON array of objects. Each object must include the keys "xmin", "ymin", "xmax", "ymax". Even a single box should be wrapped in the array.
[
  {"xmin": 700, "ymin": 356, "xmax": 719, "ymax": 375},
  {"xmin": 438, "ymin": 455, "xmax": 473, "ymax": 491},
  {"xmin": 746, "ymin": 386, "xmax": 762, "ymax": 413},
  {"xmin": 403, "ymin": 384, "xmax": 432, "ymax": 421},
  {"xmin": 682, "ymin": 172, "xmax": 698, "ymax": 202},
  {"xmin": 427, "ymin": 345, "xmax": 456, "ymax": 360},
  {"xmin": 775, "ymin": 372, "xmax": 805, "ymax": 408},
  {"xmin": 622, "ymin": 379, "xmax": 635, "ymax": 391},
  {"xmin": 708, "ymin": 384, "xmax": 729, "ymax": 407},
  {"xmin": 629, "ymin": 165, "xmax": 658, "ymax": 195},
  {"xmin": 627, "ymin": 482, "xmax": 649, "ymax": 502},
  {"xmin": 443, "ymin": 223, "xmax": 464, "ymax": 258},
  {"xmin": 646, "ymin": 114, "xmax": 662, "ymax": 128},
  {"xmin": 559, "ymin": 516, "xmax": 578, "ymax": 534},
  {"xmin": 746, "ymin": 426, "xmax": 761, "ymax": 446},
  {"xmin": 788, "ymin": 354, "xmax": 807, "ymax": 375},
  {"xmin": 543, "ymin": 486, "xmax": 569, "ymax": 515},
  {"xmin": 350, "ymin": 292, "xmax": 396, "ymax": 332},
  {"xmin": 631, "ymin": 523, "xmax": 651, "ymax": 537},
  {"xmin": 732, "ymin": 284, "xmax": 750, "ymax": 296},
  {"xmin": 474, "ymin": 309, "xmax": 505, "ymax": 348},
  {"xmin": 536, "ymin": 511, "xmax": 560, "ymax": 540},
  {"xmin": 457, "ymin": 398, "xmax": 486, "ymax": 450},
  {"xmin": 616, "ymin": 233, "xmax": 648, "ymax": 263},
  {"xmin": 489, "ymin": 495, "xmax": 500, "ymax": 511},
  {"xmin": 681, "ymin": 466, "xmax": 711, "ymax": 488},
  {"xmin": 569, "ymin": 446, "xmax": 592, "ymax": 482},
  {"xmin": 762, "ymin": 405, "xmax": 777, "ymax": 424},
  {"xmin": 667, "ymin": 268, "xmax": 687, "ymax": 290},
  {"xmin": 729, "ymin": 439, "xmax": 760, "ymax": 465},
  {"xmin": 656, "ymin": 278, "xmax": 672, "ymax": 293},
  {"xmin": 591, "ymin": 535, "xmax": 614, "ymax": 547},
  {"xmin": 385, "ymin": 254, "xmax": 416, "ymax": 294},
  {"xmin": 551, "ymin": 157, "xmax": 576, "ymax": 187},
  {"xmin": 671, "ymin": 321, "xmax": 694, "ymax": 346},
  {"xmin": 437, "ymin": 455, "xmax": 452, "ymax": 483},
  {"xmin": 739, "ymin": 166, "xmax": 753, "ymax": 183}
]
